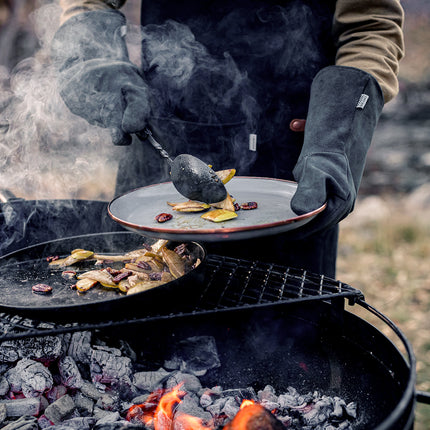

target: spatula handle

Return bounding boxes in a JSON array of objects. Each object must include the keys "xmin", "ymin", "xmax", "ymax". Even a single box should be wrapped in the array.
[{"xmin": 136, "ymin": 128, "xmax": 173, "ymax": 165}]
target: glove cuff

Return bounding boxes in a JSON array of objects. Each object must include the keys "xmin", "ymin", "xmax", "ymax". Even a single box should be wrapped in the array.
[
  {"xmin": 304, "ymin": 65, "xmax": 384, "ymax": 154},
  {"xmin": 51, "ymin": 10, "xmax": 129, "ymax": 70}
]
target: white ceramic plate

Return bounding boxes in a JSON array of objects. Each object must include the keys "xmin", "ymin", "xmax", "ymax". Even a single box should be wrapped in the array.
[{"xmin": 108, "ymin": 177, "xmax": 326, "ymax": 242}]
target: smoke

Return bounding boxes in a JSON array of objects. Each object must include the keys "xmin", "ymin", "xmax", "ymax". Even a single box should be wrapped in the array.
[
  {"xmin": 0, "ymin": 2, "xmax": 121, "ymax": 201},
  {"xmin": 143, "ymin": 20, "xmax": 258, "ymax": 125}
]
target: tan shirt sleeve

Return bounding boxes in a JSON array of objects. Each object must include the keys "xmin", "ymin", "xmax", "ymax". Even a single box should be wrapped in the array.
[
  {"xmin": 59, "ymin": 0, "xmax": 126, "ymax": 24},
  {"xmin": 333, "ymin": 0, "xmax": 405, "ymax": 103}
]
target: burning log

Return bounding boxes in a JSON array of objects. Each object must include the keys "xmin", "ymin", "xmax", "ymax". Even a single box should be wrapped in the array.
[{"xmin": 223, "ymin": 403, "xmax": 284, "ymax": 430}]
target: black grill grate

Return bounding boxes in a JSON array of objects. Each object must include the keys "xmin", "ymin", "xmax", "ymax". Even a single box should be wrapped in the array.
[{"xmin": 0, "ymin": 255, "xmax": 364, "ymax": 341}]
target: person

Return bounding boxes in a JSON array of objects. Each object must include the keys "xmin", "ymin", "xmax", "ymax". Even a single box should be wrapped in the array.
[{"xmin": 51, "ymin": 0, "xmax": 404, "ymax": 278}]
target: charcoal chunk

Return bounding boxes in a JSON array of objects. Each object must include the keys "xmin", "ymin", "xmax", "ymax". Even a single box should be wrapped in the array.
[
  {"xmin": 132, "ymin": 368, "xmax": 170, "ymax": 392},
  {"xmin": 44, "ymin": 394, "xmax": 76, "ymax": 425},
  {"xmin": 5, "ymin": 359, "xmax": 53, "ymax": 398},
  {"xmin": 0, "ymin": 398, "xmax": 40, "ymax": 418},
  {"xmin": 164, "ymin": 336, "xmax": 220, "ymax": 376},
  {"xmin": 90, "ymin": 346, "xmax": 132, "ymax": 385},
  {"xmin": 58, "ymin": 356, "xmax": 83, "ymax": 389},
  {"xmin": 0, "ymin": 415, "xmax": 38, "ymax": 430},
  {"xmin": 68, "ymin": 332, "xmax": 92, "ymax": 364}
]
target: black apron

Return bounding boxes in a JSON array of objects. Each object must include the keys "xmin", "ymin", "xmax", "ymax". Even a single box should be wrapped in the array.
[{"xmin": 116, "ymin": 0, "xmax": 339, "ymax": 277}]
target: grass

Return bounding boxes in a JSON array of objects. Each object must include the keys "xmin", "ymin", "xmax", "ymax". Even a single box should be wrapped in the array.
[{"xmin": 337, "ymin": 195, "xmax": 430, "ymax": 429}]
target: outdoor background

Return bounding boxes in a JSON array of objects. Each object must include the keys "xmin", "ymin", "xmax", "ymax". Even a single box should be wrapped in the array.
[{"xmin": 1, "ymin": 0, "xmax": 430, "ymax": 428}]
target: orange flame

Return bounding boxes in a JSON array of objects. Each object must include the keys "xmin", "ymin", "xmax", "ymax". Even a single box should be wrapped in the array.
[
  {"xmin": 240, "ymin": 399, "xmax": 255, "ymax": 409},
  {"xmin": 154, "ymin": 384, "xmax": 185, "ymax": 430},
  {"xmin": 126, "ymin": 383, "xmax": 271, "ymax": 430},
  {"xmin": 127, "ymin": 383, "xmax": 212, "ymax": 430}
]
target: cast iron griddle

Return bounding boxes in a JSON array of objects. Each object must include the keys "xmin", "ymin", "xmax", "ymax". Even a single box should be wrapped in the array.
[
  {"xmin": 0, "ymin": 232, "xmax": 205, "ymax": 318},
  {"xmin": 108, "ymin": 177, "xmax": 326, "ymax": 241}
]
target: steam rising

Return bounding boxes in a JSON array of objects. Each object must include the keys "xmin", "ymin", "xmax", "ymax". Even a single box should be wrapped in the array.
[
  {"xmin": 0, "ymin": 3, "xmax": 121, "ymax": 202},
  {"xmin": 0, "ymin": 3, "xmax": 259, "ymax": 201},
  {"xmin": 0, "ymin": 1, "xmax": 264, "ymax": 255},
  {"xmin": 141, "ymin": 20, "xmax": 258, "ymax": 125}
]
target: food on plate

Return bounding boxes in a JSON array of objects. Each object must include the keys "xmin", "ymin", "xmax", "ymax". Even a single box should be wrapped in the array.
[
  {"xmin": 47, "ymin": 239, "xmax": 201, "ymax": 295},
  {"xmin": 155, "ymin": 212, "xmax": 173, "ymax": 222},
  {"xmin": 163, "ymin": 168, "xmax": 257, "ymax": 223},
  {"xmin": 167, "ymin": 201, "xmax": 211, "ymax": 212},
  {"xmin": 201, "ymin": 208, "xmax": 238, "ymax": 223},
  {"xmin": 215, "ymin": 168, "xmax": 236, "ymax": 184},
  {"xmin": 240, "ymin": 201, "xmax": 258, "ymax": 210},
  {"xmin": 210, "ymin": 193, "xmax": 236, "ymax": 212},
  {"xmin": 32, "ymin": 283, "xmax": 53, "ymax": 294}
]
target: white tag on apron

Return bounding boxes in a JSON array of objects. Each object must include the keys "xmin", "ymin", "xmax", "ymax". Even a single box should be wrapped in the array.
[{"xmin": 249, "ymin": 134, "xmax": 257, "ymax": 151}]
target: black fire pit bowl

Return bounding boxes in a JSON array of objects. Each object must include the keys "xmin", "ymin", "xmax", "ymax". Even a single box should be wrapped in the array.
[{"xmin": 102, "ymin": 301, "xmax": 415, "ymax": 430}]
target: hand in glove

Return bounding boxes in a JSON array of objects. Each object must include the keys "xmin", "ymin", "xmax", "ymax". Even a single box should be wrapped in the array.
[
  {"xmin": 51, "ymin": 10, "xmax": 150, "ymax": 145},
  {"xmin": 291, "ymin": 65, "xmax": 384, "ymax": 236}
]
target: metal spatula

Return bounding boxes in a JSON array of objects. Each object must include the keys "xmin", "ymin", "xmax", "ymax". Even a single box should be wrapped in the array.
[{"xmin": 136, "ymin": 128, "xmax": 227, "ymax": 203}]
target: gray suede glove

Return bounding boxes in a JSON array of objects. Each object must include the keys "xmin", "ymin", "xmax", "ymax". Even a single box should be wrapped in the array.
[
  {"xmin": 51, "ymin": 10, "xmax": 150, "ymax": 145},
  {"xmin": 291, "ymin": 65, "xmax": 384, "ymax": 235}
]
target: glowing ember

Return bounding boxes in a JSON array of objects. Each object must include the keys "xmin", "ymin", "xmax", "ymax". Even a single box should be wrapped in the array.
[
  {"xmin": 127, "ymin": 385, "xmax": 284, "ymax": 430},
  {"xmin": 223, "ymin": 403, "xmax": 283, "ymax": 430},
  {"xmin": 154, "ymin": 384, "xmax": 185, "ymax": 429}
]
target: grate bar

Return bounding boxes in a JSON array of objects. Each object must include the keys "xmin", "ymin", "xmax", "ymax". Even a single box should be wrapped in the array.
[{"xmin": 0, "ymin": 254, "xmax": 364, "ymax": 341}]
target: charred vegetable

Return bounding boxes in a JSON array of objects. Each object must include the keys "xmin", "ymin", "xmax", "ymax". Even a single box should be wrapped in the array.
[
  {"xmin": 201, "ymin": 209, "xmax": 238, "ymax": 223},
  {"xmin": 167, "ymin": 201, "xmax": 211, "ymax": 212},
  {"xmin": 47, "ymin": 239, "xmax": 200, "ymax": 296}
]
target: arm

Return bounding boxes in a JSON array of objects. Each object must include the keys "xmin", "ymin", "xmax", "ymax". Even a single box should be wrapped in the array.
[
  {"xmin": 58, "ymin": 0, "xmax": 126, "ymax": 24},
  {"xmin": 334, "ymin": 0, "xmax": 404, "ymax": 102},
  {"xmin": 291, "ymin": 1, "xmax": 405, "ymax": 237},
  {"xmin": 52, "ymin": 0, "xmax": 148, "ymax": 146}
]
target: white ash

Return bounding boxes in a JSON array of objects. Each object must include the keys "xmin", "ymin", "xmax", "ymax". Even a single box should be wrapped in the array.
[
  {"xmin": 44, "ymin": 416, "xmax": 96, "ymax": 429},
  {"xmin": 0, "ymin": 375, "xmax": 10, "ymax": 396},
  {"xmin": 90, "ymin": 345, "xmax": 133, "ymax": 386},
  {"xmin": 46, "ymin": 385, "xmax": 67, "ymax": 404},
  {"xmin": 67, "ymin": 332, "xmax": 92, "ymax": 364},
  {"xmin": 0, "ymin": 336, "xmax": 65, "ymax": 364},
  {"xmin": 0, "ymin": 331, "xmax": 357, "ymax": 429},
  {"xmin": 6, "ymin": 359, "xmax": 53, "ymax": 398},
  {"xmin": 165, "ymin": 371, "xmax": 202, "ymax": 393},
  {"xmin": 132, "ymin": 367, "xmax": 170, "ymax": 392},
  {"xmin": 0, "ymin": 415, "xmax": 38, "ymax": 430},
  {"xmin": 58, "ymin": 356, "xmax": 83, "ymax": 390},
  {"xmin": 175, "ymin": 394, "xmax": 213, "ymax": 423}
]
